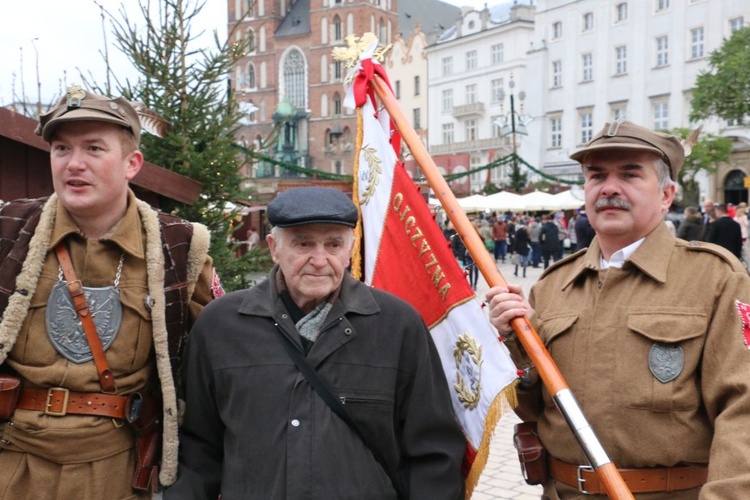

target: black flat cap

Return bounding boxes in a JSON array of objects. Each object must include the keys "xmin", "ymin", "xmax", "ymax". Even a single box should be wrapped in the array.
[{"xmin": 267, "ymin": 187, "xmax": 358, "ymax": 228}]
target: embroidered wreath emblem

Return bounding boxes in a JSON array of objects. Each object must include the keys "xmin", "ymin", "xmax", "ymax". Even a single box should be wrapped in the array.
[
  {"xmin": 453, "ymin": 333, "xmax": 483, "ymax": 410},
  {"xmin": 359, "ymin": 145, "xmax": 382, "ymax": 205}
]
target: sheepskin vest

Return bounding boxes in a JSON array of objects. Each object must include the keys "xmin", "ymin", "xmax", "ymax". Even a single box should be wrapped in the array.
[{"xmin": 0, "ymin": 194, "xmax": 210, "ymax": 486}]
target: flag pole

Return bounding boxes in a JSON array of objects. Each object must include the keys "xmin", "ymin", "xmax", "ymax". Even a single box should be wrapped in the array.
[{"xmin": 370, "ymin": 74, "xmax": 634, "ymax": 500}]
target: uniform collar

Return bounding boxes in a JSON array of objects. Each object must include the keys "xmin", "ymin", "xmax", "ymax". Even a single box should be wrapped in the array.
[
  {"xmin": 48, "ymin": 189, "xmax": 146, "ymax": 259},
  {"xmin": 559, "ymin": 222, "xmax": 673, "ymax": 290}
]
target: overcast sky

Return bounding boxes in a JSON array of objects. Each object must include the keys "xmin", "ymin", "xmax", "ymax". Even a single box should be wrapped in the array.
[{"xmin": 1, "ymin": 0, "xmax": 479, "ymax": 107}]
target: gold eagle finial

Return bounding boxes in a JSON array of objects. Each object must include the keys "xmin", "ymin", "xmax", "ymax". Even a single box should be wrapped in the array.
[{"xmin": 332, "ymin": 33, "xmax": 391, "ymax": 71}]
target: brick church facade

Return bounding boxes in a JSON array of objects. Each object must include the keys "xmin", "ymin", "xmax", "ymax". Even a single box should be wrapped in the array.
[{"xmin": 229, "ymin": 0, "xmax": 398, "ymax": 194}]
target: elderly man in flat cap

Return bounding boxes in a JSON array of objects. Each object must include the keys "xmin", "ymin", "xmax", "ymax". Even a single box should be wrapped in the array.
[
  {"xmin": 486, "ymin": 121, "xmax": 750, "ymax": 499},
  {"xmin": 166, "ymin": 186, "xmax": 465, "ymax": 499},
  {"xmin": 0, "ymin": 85, "xmax": 218, "ymax": 498}
]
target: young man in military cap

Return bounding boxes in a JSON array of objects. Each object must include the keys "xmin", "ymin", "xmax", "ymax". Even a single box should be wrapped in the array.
[
  {"xmin": 0, "ymin": 86, "xmax": 219, "ymax": 498},
  {"xmin": 486, "ymin": 121, "xmax": 750, "ymax": 498},
  {"xmin": 166, "ymin": 186, "xmax": 465, "ymax": 499}
]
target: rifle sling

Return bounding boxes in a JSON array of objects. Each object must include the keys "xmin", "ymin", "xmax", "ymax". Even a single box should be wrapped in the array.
[{"xmin": 55, "ymin": 243, "xmax": 116, "ymax": 393}]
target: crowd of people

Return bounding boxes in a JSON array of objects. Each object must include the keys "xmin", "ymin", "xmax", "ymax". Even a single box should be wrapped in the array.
[{"xmin": 443, "ymin": 207, "xmax": 598, "ymax": 289}]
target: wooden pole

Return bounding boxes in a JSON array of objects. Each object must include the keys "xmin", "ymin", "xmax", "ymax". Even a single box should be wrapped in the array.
[{"xmin": 370, "ymin": 74, "xmax": 634, "ymax": 500}]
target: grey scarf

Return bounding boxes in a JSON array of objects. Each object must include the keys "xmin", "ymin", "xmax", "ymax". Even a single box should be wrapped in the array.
[{"xmin": 295, "ymin": 301, "xmax": 333, "ymax": 342}]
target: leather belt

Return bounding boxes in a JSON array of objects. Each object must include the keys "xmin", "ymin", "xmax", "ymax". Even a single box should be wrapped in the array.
[
  {"xmin": 549, "ymin": 456, "xmax": 708, "ymax": 494},
  {"xmin": 16, "ymin": 387, "xmax": 127, "ymax": 419}
]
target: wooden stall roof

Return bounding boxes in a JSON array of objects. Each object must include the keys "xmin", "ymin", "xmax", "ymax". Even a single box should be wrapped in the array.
[{"xmin": 0, "ymin": 107, "xmax": 201, "ymax": 205}]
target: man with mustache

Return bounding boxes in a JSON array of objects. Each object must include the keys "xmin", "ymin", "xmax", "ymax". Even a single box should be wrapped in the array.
[{"xmin": 485, "ymin": 121, "xmax": 750, "ymax": 499}]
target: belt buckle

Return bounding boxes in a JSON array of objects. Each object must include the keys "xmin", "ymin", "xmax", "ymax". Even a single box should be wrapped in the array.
[
  {"xmin": 576, "ymin": 465, "xmax": 594, "ymax": 495},
  {"xmin": 44, "ymin": 387, "xmax": 70, "ymax": 416}
]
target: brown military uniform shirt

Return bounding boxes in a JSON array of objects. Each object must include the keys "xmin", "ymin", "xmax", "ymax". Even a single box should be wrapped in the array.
[
  {"xmin": 1, "ymin": 194, "xmax": 212, "ymax": 468},
  {"xmin": 514, "ymin": 222, "xmax": 750, "ymax": 499}
]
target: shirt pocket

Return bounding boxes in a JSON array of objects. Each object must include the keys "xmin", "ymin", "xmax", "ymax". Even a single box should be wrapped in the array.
[
  {"xmin": 338, "ymin": 389, "xmax": 394, "ymax": 413},
  {"xmin": 622, "ymin": 309, "xmax": 707, "ymax": 412},
  {"xmin": 538, "ymin": 313, "xmax": 579, "ymax": 408}
]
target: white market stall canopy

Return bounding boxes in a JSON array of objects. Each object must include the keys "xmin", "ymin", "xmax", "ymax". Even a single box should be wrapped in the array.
[
  {"xmin": 520, "ymin": 190, "xmax": 563, "ymax": 211},
  {"xmin": 454, "ymin": 190, "xmax": 584, "ymax": 212},
  {"xmin": 552, "ymin": 189, "xmax": 585, "ymax": 210}
]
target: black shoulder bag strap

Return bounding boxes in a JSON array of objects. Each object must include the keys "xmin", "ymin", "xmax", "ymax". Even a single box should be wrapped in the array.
[{"xmin": 275, "ymin": 327, "xmax": 408, "ymax": 500}]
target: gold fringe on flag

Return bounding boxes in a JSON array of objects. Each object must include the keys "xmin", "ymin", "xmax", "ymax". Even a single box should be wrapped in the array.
[
  {"xmin": 464, "ymin": 380, "xmax": 520, "ymax": 499},
  {"xmin": 350, "ymin": 108, "xmax": 365, "ymax": 280}
]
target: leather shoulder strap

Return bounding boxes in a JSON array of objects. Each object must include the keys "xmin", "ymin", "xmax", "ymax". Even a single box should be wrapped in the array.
[{"xmin": 55, "ymin": 243, "xmax": 116, "ymax": 393}]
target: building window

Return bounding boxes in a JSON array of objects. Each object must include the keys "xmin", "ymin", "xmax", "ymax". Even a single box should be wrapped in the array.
[
  {"xmin": 334, "ymin": 60, "xmax": 343, "ymax": 80},
  {"xmin": 470, "ymin": 156, "xmax": 483, "ymax": 185},
  {"xmin": 616, "ymin": 3, "xmax": 628, "ymax": 22},
  {"xmin": 552, "ymin": 60, "xmax": 562, "ymax": 87},
  {"xmin": 414, "ymin": 75, "xmax": 420, "ymax": 96},
  {"xmin": 283, "ymin": 48, "xmax": 306, "ymax": 108},
  {"xmin": 491, "ymin": 115, "xmax": 503, "ymax": 138},
  {"xmin": 334, "ymin": 92, "xmax": 342, "ymax": 116},
  {"xmin": 466, "ymin": 50, "xmax": 477, "ymax": 71},
  {"xmin": 690, "ymin": 27, "xmax": 704, "ymax": 59},
  {"xmin": 491, "ymin": 78, "xmax": 504, "ymax": 102},
  {"xmin": 465, "ymin": 84, "xmax": 477, "ymax": 104},
  {"xmin": 656, "ymin": 36, "xmax": 669, "ymax": 66},
  {"xmin": 580, "ymin": 111, "xmax": 593, "ymax": 144},
  {"xmin": 442, "ymin": 89, "xmax": 453, "ymax": 112},
  {"xmin": 552, "ymin": 21, "xmax": 563, "ymax": 39},
  {"xmin": 333, "ymin": 15, "xmax": 342, "ymax": 41},
  {"xmin": 612, "ymin": 104, "xmax": 627, "ymax": 122},
  {"xmin": 442, "ymin": 123, "xmax": 454, "ymax": 144},
  {"xmin": 730, "ymin": 17, "xmax": 745, "ymax": 33},
  {"xmin": 335, "ymin": 161, "xmax": 342, "ymax": 175},
  {"xmin": 583, "ymin": 12, "xmax": 594, "ymax": 31},
  {"xmin": 653, "ymin": 101, "xmax": 669, "ymax": 130},
  {"xmin": 491, "ymin": 44, "xmax": 504, "ymax": 65},
  {"xmin": 395, "ymin": 80, "xmax": 401, "ymax": 99},
  {"xmin": 550, "ymin": 116, "xmax": 562, "ymax": 148},
  {"xmin": 246, "ymin": 28, "xmax": 256, "ymax": 53},
  {"xmin": 656, "ymin": 0, "xmax": 670, "ymax": 11},
  {"xmin": 413, "ymin": 108, "xmax": 421, "ymax": 129},
  {"xmin": 615, "ymin": 46, "xmax": 627, "ymax": 75},
  {"xmin": 238, "ymin": 63, "xmax": 256, "ymax": 90},
  {"xmin": 465, "ymin": 119, "xmax": 477, "ymax": 141},
  {"xmin": 582, "ymin": 54, "xmax": 593, "ymax": 82},
  {"xmin": 442, "ymin": 56, "xmax": 453, "ymax": 76}
]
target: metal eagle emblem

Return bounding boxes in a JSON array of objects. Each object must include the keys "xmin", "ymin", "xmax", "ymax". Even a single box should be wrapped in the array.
[
  {"xmin": 648, "ymin": 343, "xmax": 684, "ymax": 383},
  {"xmin": 45, "ymin": 281, "xmax": 122, "ymax": 364}
]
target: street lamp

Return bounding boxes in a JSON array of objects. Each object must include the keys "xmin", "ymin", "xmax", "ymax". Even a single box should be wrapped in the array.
[{"xmin": 493, "ymin": 77, "xmax": 533, "ymax": 191}]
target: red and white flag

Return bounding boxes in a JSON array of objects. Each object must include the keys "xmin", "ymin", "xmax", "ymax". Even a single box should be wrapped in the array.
[{"xmin": 344, "ymin": 39, "xmax": 519, "ymax": 497}]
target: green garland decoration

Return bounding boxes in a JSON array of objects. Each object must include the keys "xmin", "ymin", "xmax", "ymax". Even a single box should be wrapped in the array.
[
  {"xmin": 232, "ymin": 144, "xmax": 354, "ymax": 181},
  {"xmin": 232, "ymin": 145, "xmax": 581, "ymax": 186},
  {"xmin": 442, "ymin": 154, "xmax": 583, "ymax": 185}
]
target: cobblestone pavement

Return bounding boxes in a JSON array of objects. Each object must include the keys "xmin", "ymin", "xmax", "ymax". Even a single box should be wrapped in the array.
[
  {"xmin": 471, "ymin": 412, "xmax": 543, "ymax": 499},
  {"xmin": 468, "ymin": 254, "xmax": 549, "ymax": 500}
]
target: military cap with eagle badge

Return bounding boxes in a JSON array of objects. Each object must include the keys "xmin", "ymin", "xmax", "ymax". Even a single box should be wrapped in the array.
[{"xmin": 36, "ymin": 85, "xmax": 170, "ymax": 144}]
